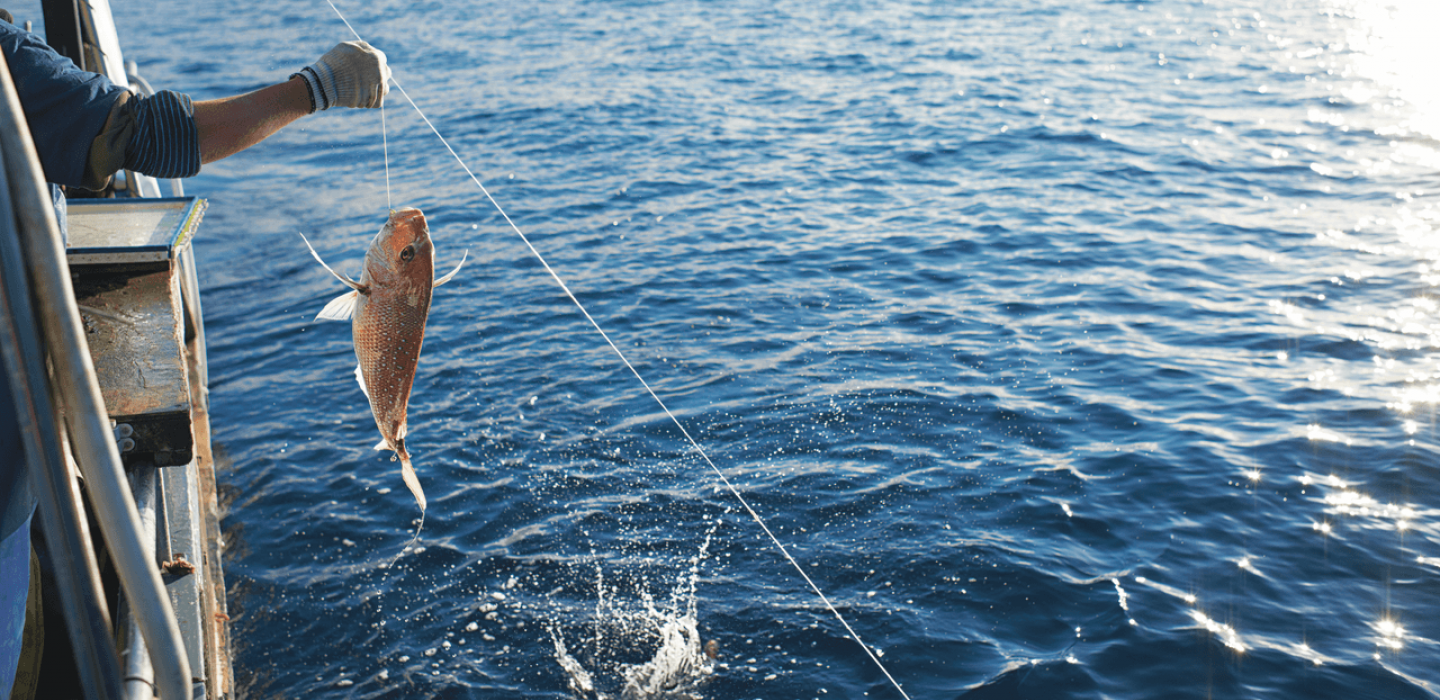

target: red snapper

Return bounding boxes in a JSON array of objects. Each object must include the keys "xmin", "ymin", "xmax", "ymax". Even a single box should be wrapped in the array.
[{"xmin": 301, "ymin": 207, "xmax": 465, "ymax": 513}]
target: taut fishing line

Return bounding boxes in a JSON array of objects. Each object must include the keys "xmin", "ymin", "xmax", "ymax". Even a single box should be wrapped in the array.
[
  {"xmin": 381, "ymin": 99, "xmax": 392, "ymax": 210},
  {"xmin": 324, "ymin": 2, "xmax": 911, "ymax": 697}
]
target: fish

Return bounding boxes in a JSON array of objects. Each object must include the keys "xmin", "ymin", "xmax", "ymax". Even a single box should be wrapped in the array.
[{"xmin": 301, "ymin": 207, "xmax": 466, "ymax": 513}]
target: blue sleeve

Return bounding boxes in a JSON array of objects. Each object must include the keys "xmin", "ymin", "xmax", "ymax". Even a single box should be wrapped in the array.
[
  {"xmin": 126, "ymin": 90, "xmax": 200, "ymax": 179},
  {"xmin": 0, "ymin": 20, "xmax": 126, "ymax": 188}
]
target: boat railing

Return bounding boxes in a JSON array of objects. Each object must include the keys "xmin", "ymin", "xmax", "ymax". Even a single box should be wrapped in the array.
[{"xmin": 0, "ymin": 40, "xmax": 194, "ymax": 700}]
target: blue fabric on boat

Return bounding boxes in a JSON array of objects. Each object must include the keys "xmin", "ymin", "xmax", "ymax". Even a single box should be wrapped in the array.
[
  {"xmin": 0, "ymin": 20, "xmax": 200, "ymax": 187},
  {"xmin": 0, "ymin": 293, "xmax": 37, "ymax": 700},
  {"xmin": 0, "ymin": 354, "xmax": 33, "ymax": 547},
  {"xmin": 0, "ymin": 510, "xmax": 33, "ymax": 700},
  {"xmin": 0, "ymin": 20, "xmax": 124, "ymax": 188}
]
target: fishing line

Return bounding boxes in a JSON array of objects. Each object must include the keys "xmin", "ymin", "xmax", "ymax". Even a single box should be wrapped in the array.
[
  {"xmin": 382, "ymin": 99, "xmax": 392, "ymax": 210},
  {"xmin": 387, "ymin": 510, "xmax": 424, "ymax": 569},
  {"xmin": 324, "ymin": 3, "xmax": 911, "ymax": 697}
]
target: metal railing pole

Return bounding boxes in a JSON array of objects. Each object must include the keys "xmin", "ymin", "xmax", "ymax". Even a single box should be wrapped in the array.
[
  {"xmin": 121, "ymin": 465, "xmax": 159, "ymax": 700},
  {"xmin": 0, "ymin": 50, "xmax": 193, "ymax": 700},
  {"xmin": 0, "ymin": 142, "xmax": 123, "ymax": 700}
]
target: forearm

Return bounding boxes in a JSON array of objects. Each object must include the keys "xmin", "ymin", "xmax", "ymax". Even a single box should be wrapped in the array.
[{"xmin": 192, "ymin": 77, "xmax": 311, "ymax": 164}]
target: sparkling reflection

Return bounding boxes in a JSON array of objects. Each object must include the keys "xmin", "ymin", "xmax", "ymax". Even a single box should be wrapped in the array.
[
  {"xmin": 1134, "ymin": 576, "xmax": 1196, "ymax": 605},
  {"xmin": 1295, "ymin": 643, "xmax": 1326, "ymax": 666},
  {"xmin": 1372, "ymin": 618, "xmax": 1406, "ymax": 650},
  {"xmin": 1300, "ymin": 472, "xmax": 1424, "ymax": 535},
  {"xmin": 1188, "ymin": 610, "xmax": 1247, "ymax": 653},
  {"xmin": 1103, "ymin": 0, "xmax": 1439, "ymax": 684},
  {"xmin": 1304, "ymin": 424, "xmax": 1352, "ymax": 445}
]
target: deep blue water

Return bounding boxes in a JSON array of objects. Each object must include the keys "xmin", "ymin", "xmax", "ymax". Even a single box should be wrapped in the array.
[{"xmin": 67, "ymin": 0, "xmax": 1440, "ymax": 696}]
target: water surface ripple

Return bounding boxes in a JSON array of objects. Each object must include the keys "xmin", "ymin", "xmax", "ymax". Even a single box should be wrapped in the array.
[{"xmin": 95, "ymin": 0, "xmax": 1440, "ymax": 696}]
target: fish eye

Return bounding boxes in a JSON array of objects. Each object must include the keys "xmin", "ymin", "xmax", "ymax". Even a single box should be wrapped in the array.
[{"xmin": 400, "ymin": 245, "xmax": 415, "ymax": 262}]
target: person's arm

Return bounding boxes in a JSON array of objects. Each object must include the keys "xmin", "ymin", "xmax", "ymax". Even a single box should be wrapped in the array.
[
  {"xmin": 197, "ymin": 40, "xmax": 391, "ymax": 164},
  {"xmin": 192, "ymin": 77, "xmax": 310, "ymax": 164},
  {"xmin": 195, "ymin": 40, "xmax": 389, "ymax": 164},
  {"xmin": 82, "ymin": 41, "xmax": 389, "ymax": 188}
]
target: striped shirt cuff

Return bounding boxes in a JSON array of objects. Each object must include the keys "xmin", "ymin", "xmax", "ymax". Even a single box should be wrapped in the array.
[
  {"xmin": 126, "ymin": 90, "xmax": 201, "ymax": 179},
  {"xmin": 290, "ymin": 67, "xmax": 325, "ymax": 112}
]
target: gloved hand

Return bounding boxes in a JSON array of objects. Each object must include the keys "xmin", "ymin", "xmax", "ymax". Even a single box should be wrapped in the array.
[{"xmin": 291, "ymin": 41, "xmax": 390, "ymax": 111}]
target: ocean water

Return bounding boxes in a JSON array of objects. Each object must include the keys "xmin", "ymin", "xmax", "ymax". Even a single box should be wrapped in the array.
[{"xmin": 69, "ymin": 0, "xmax": 1440, "ymax": 696}]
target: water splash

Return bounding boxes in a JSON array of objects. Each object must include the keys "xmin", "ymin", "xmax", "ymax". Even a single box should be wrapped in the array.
[
  {"xmin": 618, "ymin": 602, "xmax": 708, "ymax": 699},
  {"xmin": 551, "ymin": 631, "xmax": 598, "ymax": 696},
  {"xmin": 549, "ymin": 529, "xmax": 717, "ymax": 699}
]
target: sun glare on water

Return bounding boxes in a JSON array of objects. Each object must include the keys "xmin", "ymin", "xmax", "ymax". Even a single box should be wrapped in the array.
[{"xmin": 1337, "ymin": 0, "xmax": 1440, "ymax": 143}]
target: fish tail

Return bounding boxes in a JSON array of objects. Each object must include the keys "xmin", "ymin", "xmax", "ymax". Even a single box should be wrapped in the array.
[
  {"xmin": 397, "ymin": 442, "xmax": 427, "ymax": 512},
  {"xmin": 385, "ymin": 449, "xmax": 423, "ymax": 567},
  {"xmin": 383, "ymin": 441, "xmax": 427, "ymax": 569}
]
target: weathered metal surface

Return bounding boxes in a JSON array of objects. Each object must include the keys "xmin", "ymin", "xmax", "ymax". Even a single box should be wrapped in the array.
[
  {"xmin": 72, "ymin": 267, "xmax": 188, "ymax": 416},
  {"xmin": 161, "ymin": 460, "xmax": 206, "ymax": 688},
  {"xmin": 70, "ymin": 266, "xmax": 193, "ymax": 462},
  {"xmin": 63, "ymin": 197, "xmax": 207, "ymax": 464},
  {"xmin": 186, "ymin": 320, "xmax": 232, "ymax": 700}
]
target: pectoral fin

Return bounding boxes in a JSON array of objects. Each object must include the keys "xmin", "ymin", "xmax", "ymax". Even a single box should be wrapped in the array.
[
  {"xmin": 355, "ymin": 364, "xmax": 370, "ymax": 400},
  {"xmin": 317, "ymin": 290, "xmax": 359, "ymax": 321},
  {"xmin": 299, "ymin": 232, "xmax": 367, "ymax": 293},
  {"xmin": 434, "ymin": 250, "xmax": 468, "ymax": 288}
]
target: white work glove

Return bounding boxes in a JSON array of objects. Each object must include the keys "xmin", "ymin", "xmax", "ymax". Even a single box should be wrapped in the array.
[{"xmin": 291, "ymin": 41, "xmax": 390, "ymax": 111}]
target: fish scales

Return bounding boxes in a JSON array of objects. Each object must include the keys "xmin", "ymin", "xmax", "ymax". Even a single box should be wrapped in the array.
[
  {"xmin": 301, "ymin": 207, "xmax": 466, "ymax": 513},
  {"xmin": 353, "ymin": 215, "xmax": 432, "ymax": 454}
]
